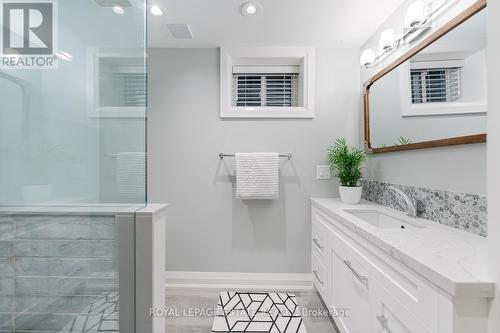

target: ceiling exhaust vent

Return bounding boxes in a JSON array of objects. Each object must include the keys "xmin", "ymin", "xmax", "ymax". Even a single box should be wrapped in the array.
[
  {"xmin": 93, "ymin": 0, "xmax": 131, "ymax": 7},
  {"xmin": 167, "ymin": 24, "xmax": 194, "ymax": 39}
]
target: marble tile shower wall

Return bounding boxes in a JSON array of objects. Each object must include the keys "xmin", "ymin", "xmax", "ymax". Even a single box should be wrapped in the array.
[
  {"xmin": 362, "ymin": 180, "xmax": 487, "ymax": 237},
  {"xmin": 0, "ymin": 214, "xmax": 117, "ymax": 332}
]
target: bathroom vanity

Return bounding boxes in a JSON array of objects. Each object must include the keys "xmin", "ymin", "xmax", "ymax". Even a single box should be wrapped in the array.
[{"xmin": 310, "ymin": 198, "xmax": 493, "ymax": 333}]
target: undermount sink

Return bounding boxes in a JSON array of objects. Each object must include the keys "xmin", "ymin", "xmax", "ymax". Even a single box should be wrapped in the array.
[{"xmin": 344, "ymin": 209, "xmax": 423, "ymax": 229}]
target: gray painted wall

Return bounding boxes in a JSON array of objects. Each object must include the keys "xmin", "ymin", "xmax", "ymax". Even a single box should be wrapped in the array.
[
  {"xmin": 148, "ymin": 48, "xmax": 360, "ymax": 273},
  {"xmin": 360, "ymin": 0, "xmax": 487, "ymax": 196}
]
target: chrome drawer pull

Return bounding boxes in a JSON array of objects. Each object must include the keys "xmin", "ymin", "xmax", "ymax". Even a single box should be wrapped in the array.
[
  {"xmin": 376, "ymin": 315, "xmax": 393, "ymax": 333},
  {"xmin": 313, "ymin": 270, "xmax": 324, "ymax": 285},
  {"xmin": 312, "ymin": 238, "xmax": 324, "ymax": 250},
  {"xmin": 343, "ymin": 260, "xmax": 368, "ymax": 283}
]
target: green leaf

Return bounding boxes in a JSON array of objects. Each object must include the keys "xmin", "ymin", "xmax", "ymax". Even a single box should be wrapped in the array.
[
  {"xmin": 395, "ymin": 136, "xmax": 412, "ymax": 145},
  {"xmin": 326, "ymin": 138, "xmax": 366, "ymax": 187}
]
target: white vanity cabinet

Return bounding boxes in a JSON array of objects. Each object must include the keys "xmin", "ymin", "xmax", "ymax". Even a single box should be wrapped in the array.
[{"xmin": 311, "ymin": 201, "xmax": 491, "ymax": 333}]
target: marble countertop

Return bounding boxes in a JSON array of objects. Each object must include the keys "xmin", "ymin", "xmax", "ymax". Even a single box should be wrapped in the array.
[{"xmin": 311, "ymin": 198, "xmax": 494, "ymax": 298}]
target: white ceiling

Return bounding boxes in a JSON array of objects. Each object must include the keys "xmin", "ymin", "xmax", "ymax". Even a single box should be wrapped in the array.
[{"xmin": 148, "ymin": 0, "xmax": 406, "ymax": 48}]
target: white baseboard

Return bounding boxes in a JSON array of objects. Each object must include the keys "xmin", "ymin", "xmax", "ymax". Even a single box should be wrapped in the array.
[{"xmin": 165, "ymin": 271, "xmax": 313, "ymax": 291}]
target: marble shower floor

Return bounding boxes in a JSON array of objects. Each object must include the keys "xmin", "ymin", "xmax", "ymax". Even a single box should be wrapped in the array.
[{"xmin": 165, "ymin": 288, "xmax": 339, "ymax": 333}]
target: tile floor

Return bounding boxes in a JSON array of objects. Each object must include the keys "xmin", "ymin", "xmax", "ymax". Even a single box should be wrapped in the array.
[
  {"xmin": 65, "ymin": 292, "xmax": 119, "ymax": 332},
  {"xmin": 165, "ymin": 288, "xmax": 339, "ymax": 333}
]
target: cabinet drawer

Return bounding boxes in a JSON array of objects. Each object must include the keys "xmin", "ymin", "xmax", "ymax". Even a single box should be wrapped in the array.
[
  {"xmin": 311, "ymin": 209, "xmax": 329, "ymax": 263},
  {"xmin": 326, "ymin": 218, "xmax": 438, "ymax": 332},
  {"xmin": 331, "ymin": 249, "xmax": 372, "ymax": 333},
  {"xmin": 371, "ymin": 278, "xmax": 433, "ymax": 333},
  {"xmin": 312, "ymin": 251, "xmax": 327, "ymax": 298}
]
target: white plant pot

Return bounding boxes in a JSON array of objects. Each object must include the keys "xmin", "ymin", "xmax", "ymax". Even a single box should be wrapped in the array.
[{"xmin": 339, "ymin": 186, "xmax": 362, "ymax": 205}]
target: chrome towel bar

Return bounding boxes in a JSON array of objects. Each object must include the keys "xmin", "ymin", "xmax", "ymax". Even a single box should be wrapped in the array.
[{"xmin": 219, "ymin": 153, "xmax": 292, "ymax": 160}]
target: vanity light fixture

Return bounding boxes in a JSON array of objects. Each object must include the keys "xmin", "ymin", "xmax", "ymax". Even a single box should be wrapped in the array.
[
  {"xmin": 379, "ymin": 29, "xmax": 396, "ymax": 51},
  {"xmin": 360, "ymin": 49, "xmax": 376, "ymax": 68},
  {"xmin": 150, "ymin": 5, "xmax": 164, "ymax": 16},
  {"xmin": 360, "ymin": 0, "xmax": 450, "ymax": 68},
  {"xmin": 113, "ymin": 6, "xmax": 125, "ymax": 14},
  {"xmin": 404, "ymin": 0, "xmax": 431, "ymax": 42},
  {"xmin": 241, "ymin": 1, "xmax": 261, "ymax": 16},
  {"xmin": 406, "ymin": 1, "xmax": 427, "ymax": 28}
]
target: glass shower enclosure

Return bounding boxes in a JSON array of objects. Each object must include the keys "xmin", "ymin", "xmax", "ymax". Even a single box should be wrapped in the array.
[{"xmin": 0, "ymin": 1, "xmax": 147, "ymax": 332}]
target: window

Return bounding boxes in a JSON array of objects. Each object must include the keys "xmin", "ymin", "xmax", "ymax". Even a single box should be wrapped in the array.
[
  {"xmin": 87, "ymin": 48, "xmax": 146, "ymax": 118},
  {"xmin": 410, "ymin": 67, "xmax": 461, "ymax": 104},
  {"xmin": 220, "ymin": 47, "xmax": 315, "ymax": 118},
  {"xmin": 401, "ymin": 58, "xmax": 486, "ymax": 116},
  {"xmin": 232, "ymin": 67, "xmax": 299, "ymax": 107},
  {"xmin": 103, "ymin": 66, "xmax": 146, "ymax": 107}
]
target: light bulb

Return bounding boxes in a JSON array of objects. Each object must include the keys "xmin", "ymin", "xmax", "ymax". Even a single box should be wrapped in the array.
[
  {"xmin": 246, "ymin": 4, "xmax": 257, "ymax": 14},
  {"xmin": 150, "ymin": 5, "xmax": 164, "ymax": 16},
  {"xmin": 406, "ymin": 1, "xmax": 426, "ymax": 28},
  {"xmin": 113, "ymin": 6, "xmax": 125, "ymax": 14},
  {"xmin": 241, "ymin": 2, "xmax": 261, "ymax": 16},
  {"xmin": 379, "ymin": 29, "xmax": 395, "ymax": 51},
  {"xmin": 360, "ymin": 49, "xmax": 375, "ymax": 68}
]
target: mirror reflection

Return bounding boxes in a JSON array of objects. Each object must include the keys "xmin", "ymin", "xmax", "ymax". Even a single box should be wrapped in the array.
[{"xmin": 368, "ymin": 8, "xmax": 487, "ymax": 149}]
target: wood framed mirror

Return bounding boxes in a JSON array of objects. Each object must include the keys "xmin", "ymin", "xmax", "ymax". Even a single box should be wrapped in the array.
[{"xmin": 363, "ymin": 0, "xmax": 487, "ymax": 153}]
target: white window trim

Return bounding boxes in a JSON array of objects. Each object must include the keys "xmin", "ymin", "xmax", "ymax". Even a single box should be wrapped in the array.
[{"xmin": 220, "ymin": 47, "xmax": 315, "ymax": 118}]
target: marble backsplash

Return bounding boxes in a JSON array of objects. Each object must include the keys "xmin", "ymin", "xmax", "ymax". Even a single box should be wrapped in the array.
[{"xmin": 361, "ymin": 180, "xmax": 487, "ymax": 237}]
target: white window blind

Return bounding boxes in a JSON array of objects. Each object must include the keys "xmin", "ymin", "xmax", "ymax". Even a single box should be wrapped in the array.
[
  {"xmin": 111, "ymin": 66, "xmax": 146, "ymax": 107},
  {"xmin": 410, "ymin": 67, "xmax": 461, "ymax": 104},
  {"xmin": 232, "ymin": 66, "xmax": 299, "ymax": 107}
]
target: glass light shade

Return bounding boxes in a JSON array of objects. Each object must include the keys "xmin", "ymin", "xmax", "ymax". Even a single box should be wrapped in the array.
[
  {"xmin": 379, "ymin": 29, "xmax": 395, "ymax": 50},
  {"xmin": 406, "ymin": 1, "xmax": 426, "ymax": 27},
  {"xmin": 360, "ymin": 49, "xmax": 376, "ymax": 67}
]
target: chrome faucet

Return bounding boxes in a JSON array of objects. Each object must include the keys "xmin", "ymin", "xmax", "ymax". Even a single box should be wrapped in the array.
[{"xmin": 387, "ymin": 185, "xmax": 417, "ymax": 217}]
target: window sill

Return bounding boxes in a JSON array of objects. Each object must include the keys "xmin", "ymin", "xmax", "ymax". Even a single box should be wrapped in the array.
[
  {"xmin": 220, "ymin": 106, "xmax": 314, "ymax": 119},
  {"xmin": 88, "ymin": 107, "xmax": 146, "ymax": 118},
  {"xmin": 402, "ymin": 102, "xmax": 487, "ymax": 117}
]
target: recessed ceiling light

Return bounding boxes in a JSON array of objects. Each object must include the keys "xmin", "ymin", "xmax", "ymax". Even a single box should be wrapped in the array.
[
  {"xmin": 241, "ymin": 1, "xmax": 261, "ymax": 16},
  {"xmin": 150, "ymin": 5, "xmax": 164, "ymax": 16},
  {"xmin": 246, "ymin": 4, "xmax": 256, "ymax": 14},
  {"xmin": 113, "ymin": 6, "xmax": 125, "ymax": 14}
]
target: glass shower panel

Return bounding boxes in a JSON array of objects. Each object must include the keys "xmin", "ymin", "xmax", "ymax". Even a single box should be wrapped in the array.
[
  {"xmin": 0, "ymin": 2, "xmax": 147, "ymax": 206},
  {"xmin": 0, "ymin": 1, "xmax": 147, "ymax": 332}
]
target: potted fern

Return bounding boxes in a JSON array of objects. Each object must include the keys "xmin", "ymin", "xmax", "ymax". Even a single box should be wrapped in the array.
[{"xmin": 327, "ymin": 138, "xmax": 366, "ymax": 204}]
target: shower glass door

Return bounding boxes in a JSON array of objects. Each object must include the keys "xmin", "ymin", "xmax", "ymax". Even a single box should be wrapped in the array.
[{"xmin": 0, "ymin": 0, "xmax": 147, "ymax": 332}]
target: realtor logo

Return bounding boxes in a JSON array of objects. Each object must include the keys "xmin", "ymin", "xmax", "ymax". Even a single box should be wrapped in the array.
[{"xmin": 1, "ymin": 0, "xmax": 57, "ymax": 68}]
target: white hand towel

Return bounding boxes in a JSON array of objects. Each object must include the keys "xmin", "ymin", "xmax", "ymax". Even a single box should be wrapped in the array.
[
  {"xmin": 115, "ymin": 152, "xmax": 146, "ymax": 202},
  {"xmin": 236, "ymin": 153, "xmax": 279, "ymax": 200}
]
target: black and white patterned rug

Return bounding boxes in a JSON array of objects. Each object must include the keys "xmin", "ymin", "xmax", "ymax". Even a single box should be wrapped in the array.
[{"xmin": 212, "ymin": 292, "xmax": 307, "ymax": 333}]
